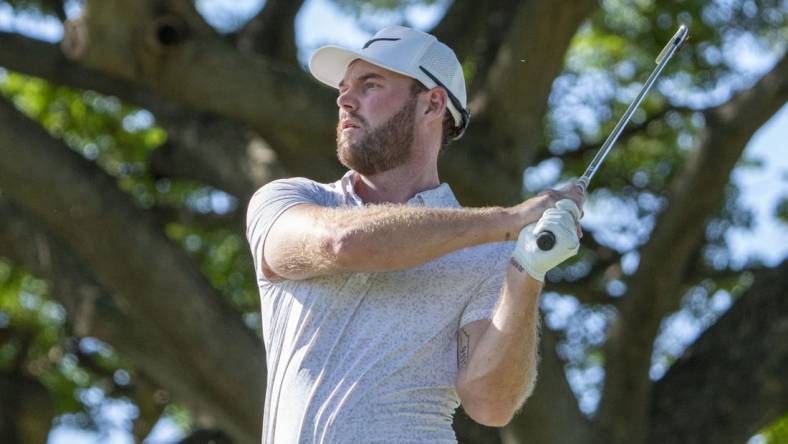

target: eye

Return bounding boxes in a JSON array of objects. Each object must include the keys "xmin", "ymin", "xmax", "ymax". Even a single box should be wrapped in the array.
[{"xmin": 364, "ymin": 82, "xmax": 381, "ymax": 90}]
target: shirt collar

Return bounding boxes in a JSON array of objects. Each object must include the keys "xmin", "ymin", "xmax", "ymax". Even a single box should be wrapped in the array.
[
  {"xmin": 339, "ymin": 170, "xmax": 364, "ymax": 207},
  {"xmin": 337, "ymin": 170, "xmax": 460, "ymax": 209}
]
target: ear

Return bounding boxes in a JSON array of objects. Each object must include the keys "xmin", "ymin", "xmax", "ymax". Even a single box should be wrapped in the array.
[{"xmin": 423, "ymin": 88, "xmax": 448, "ymax": 123}]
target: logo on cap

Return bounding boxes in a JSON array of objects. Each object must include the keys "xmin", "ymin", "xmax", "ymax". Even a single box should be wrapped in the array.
[{"xmin": 362, "ymin": 38, "xmax": 401, "ymax": 49}]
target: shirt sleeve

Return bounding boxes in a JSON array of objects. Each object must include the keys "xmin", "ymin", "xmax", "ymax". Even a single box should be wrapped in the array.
[
  {"xmin": 459, "ymin": 243, "xmax": 514, "ymax": 327},
  {"xmin": 245, "ymin": 177, "xmax": 325, "ymax": 283}
]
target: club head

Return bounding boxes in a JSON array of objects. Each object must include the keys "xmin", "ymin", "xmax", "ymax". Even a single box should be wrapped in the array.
[{"xmin": 655, "ymin": 25, "xmax": 689, "ymax": 65}]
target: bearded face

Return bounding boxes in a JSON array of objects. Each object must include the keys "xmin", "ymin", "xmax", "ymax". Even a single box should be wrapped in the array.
[{"xmin": 336, "ymin": 94, "xmax": 418, "ymax": 176}]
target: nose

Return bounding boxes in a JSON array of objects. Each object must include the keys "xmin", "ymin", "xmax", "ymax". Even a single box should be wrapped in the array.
[{"xmin": 337, "ymin": 86, "xmax": 358, "ymax": 111}]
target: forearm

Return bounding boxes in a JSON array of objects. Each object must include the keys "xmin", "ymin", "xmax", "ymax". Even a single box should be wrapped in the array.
[
  {"xmin": 457, "ymin": 263, "xmax": 543, "ymax": 424},
  {"xmin": 263, "ymin": 185, "xmax": 572, "ymax": 280},
  {"xmin": 271, "ymin": 203, "xmax": 539, "ymax": 279},
  {"xmin": 329, "ymin": 204, "xmax": 520, "ymax": 270}
]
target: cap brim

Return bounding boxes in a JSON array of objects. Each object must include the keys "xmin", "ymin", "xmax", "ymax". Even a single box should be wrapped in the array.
[{"xmin": 308, "ymin": 46, "xmax": 363, "ymax": 88}]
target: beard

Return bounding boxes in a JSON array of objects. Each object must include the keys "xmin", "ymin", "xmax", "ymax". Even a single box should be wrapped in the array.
[{"xmin": 336, "ymin": 96, "xmax": 417, "ymax": 176}]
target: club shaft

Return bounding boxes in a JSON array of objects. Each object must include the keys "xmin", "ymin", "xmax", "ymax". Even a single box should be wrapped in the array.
[
  {"xmin": 577, "ymin": 25, "xmax": 688, "ymax": 192},
  {"xmin": 536, "ymin": 25, "xmax": 688, "ymax": 252}
]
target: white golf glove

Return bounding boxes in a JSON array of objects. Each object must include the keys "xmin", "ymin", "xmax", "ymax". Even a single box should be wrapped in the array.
[{"xmin": 511, "ymin": 199, "xmax": 582, "ymax": 282}]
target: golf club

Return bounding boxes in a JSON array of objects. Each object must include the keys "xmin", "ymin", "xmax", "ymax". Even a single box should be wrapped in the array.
[{"xmin": 536, "ymin": 24, "xmax": 689, "ymax": 251}]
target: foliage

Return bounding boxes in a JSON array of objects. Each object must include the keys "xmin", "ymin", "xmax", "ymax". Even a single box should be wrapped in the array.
[
  {"xmin": 0, "ymin": 70, "xmax": 258, "ymax": 438},
  {"xmin": 0, "ymin": 73, "xmax": 163, "ymax": 179},
  {"xmin": 0, "ymin": 259, "xmax": 133, "ymax": 430},
  {"xmin": 777, "ymin": 196, "xmax": 788, "ymax": 223},
  {"xmin": 762, "ymin": 413, "xmax": 788, "ymax": 444},
  {"xmin": 1, "ymin": 0, "xmax": 59, "ymax": 16}
]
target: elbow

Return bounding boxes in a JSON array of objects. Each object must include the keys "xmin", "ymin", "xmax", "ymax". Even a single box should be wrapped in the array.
[
  {"xmin": 467, "ymin": 409, "xmax": 515, "ymax": 428},
  {"xmin": 460, "ymin": 397, "xmax": 516, "ymax": 428},
  {"xmin": 328, "ymin": 229, "xmax": 364, "ymax": 271},
  {"xmin": 457, "ymin": 387, "xmax": 519, "ymax": 428},
  {"xmin": 457, "ymin": 377, "xmax": 536, "ymax": 427},
  {"xmin": 330, "ymin": 229, "xmax": 394, "ymax": 272}
]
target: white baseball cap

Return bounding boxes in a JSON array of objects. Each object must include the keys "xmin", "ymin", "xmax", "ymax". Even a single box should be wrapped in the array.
[{"xmin": 309, "ymin": 25, "xmax": 470, "ymax": 139}]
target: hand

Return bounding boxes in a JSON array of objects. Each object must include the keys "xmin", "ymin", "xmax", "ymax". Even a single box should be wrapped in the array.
[
  {"xmin": 511, "ymin": 199, "xmax": 582, "ymax": 282},
  {"xmin": 512, "ymin": 181, "xmax": 585, "ymax": 237}
]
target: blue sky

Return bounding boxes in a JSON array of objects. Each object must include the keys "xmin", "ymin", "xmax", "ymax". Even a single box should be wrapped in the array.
[{"xmin": 0, "ymin": 0, "xmax": 785, "ymax": 442}]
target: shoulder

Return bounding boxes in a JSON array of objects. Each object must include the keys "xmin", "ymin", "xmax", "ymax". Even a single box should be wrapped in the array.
[
  {"xmin": 251, "ymin": 177, "xmax": 324, "ymax": 197},
  {"xmin": 248, "ymin": 177, "xmax": 338, "ymax": 209}
]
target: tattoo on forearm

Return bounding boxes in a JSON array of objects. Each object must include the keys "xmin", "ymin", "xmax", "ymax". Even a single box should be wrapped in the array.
[
  {"xmin": 458, "ymin": 328, "xmax": 470, "ymax": 369},
  {"xmin": 510, "ymin": 257, "xmax": 524, "ymax": 273},
  {"xmin": 505, "ymin": 231, "xmax": 512, "ymax": 241}
]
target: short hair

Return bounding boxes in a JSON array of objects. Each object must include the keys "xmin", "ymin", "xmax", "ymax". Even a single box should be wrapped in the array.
[{"xmin": 410, "ymin": 81, "xmax": 462, "ymax": 149}]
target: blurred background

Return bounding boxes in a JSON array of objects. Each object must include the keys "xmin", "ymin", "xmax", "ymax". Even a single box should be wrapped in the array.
[{"xmin": 0, "ymin": 0, "xmax": 785, "ymax": 443}]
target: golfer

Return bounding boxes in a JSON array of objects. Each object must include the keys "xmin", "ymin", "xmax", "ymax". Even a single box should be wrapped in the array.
[{"xmin": 246, "ymin": 26, "xmax": 584, "ymax": 443}]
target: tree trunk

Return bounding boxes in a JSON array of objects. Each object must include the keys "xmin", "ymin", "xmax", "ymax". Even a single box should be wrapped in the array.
[{"xmin": 648, "ymin": 262, "xmax": 788, "ymax": 444}]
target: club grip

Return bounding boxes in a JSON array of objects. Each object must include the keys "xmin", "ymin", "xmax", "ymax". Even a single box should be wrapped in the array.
[{"xmin": 536, "ymin": 230, "xmax": 556, "ymax": 251}]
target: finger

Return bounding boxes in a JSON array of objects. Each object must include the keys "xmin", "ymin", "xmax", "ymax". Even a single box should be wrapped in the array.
[
  {"xmin": 557, "ymin": 179, "xmax": 577, "ymax": 191},
  {"xmin": 544, "ymin": 189, "xmax": 564, "ymax": 203},
  {"xmin": 563, "ymin": 188, "xmax": 585, "ymax": 217},
  {"xmin": 555, "ymin": 199, "xmax": 581, "ymax": 221},
  {"xmin": 566, "ymin": 193, "xmax": 584, "ymax": 212},
  {"xmin": 558, "ymin": 179, "xmax": 585, "ymax": 196},
  {"xmin": 569, "ymin": 186, "xmax": 586, "ymax": 201}
]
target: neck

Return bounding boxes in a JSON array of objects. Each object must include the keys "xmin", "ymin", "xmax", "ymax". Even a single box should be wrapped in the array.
[{"xmin": 353, "ymin": 160, "xmax": 440, "ymax": 204}]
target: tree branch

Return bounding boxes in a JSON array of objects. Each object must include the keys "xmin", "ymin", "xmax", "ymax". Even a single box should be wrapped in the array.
[
  {"xmin": 64, "ymin": 0, "xmax": 342, "ymax": 183},
  {"xmin": 441, "ymin": 0, "xmax": 598, "ymax": 205},
  {"xmin": 12, "ymin": 0, "xmax": 587, "ymax": 207},
  {"xmin": 0, "ymin": 198, "xmax": 127, "ymax": 339},
  {"xmin": 129, "ymin": 375, "xmax": 168, "ymax": 442},
  {"xmin": 3, "ymin": 3, "xmax": 587, "ymax": 206},
  {"xmin": 0, "ymin": 97, "xmax": 264, "ymax": 443},
  {"xmin": 151, "ymin": 203, "xmax": 243, "ymax": 231},
  {"xmin": 42, "ymin": 0, "xmax": 67, "ymax": 22},
  {"xmin": 235, "ymin": 0, "xmax": 305, "ymax": 66},
  {"xmin": 0, "ymin": 31, "xmax": 162, "ymax": 109},
  {"xmin": 149, "ymin": 115, "xmax": 286, "ymax": 199},
  {"xmin": 0, "ymin": 196, "xmax": 251, "ymax": 441},
  {"xmin": 0, "ymin": 31, "xmax": 284, "ymax": 199},
  {"xmin": 429, "ymin": 0, "xmax": 487, "ymax": 58},
  {"xmin": 592, "ymin": 52, "xmax": 788, "ymax": 444},
  {"xmin": 0, "ymin": 367, "xmax": 54, "ymax": 444},
  {"xmin": 0, "ymin": 199, "xmax": 175, "ymax": 442},
  {"xmin": 430, "ymin": 0, "xmax": 519, "ymax": 81},
  {"xmin": 478, "ymin": 0, "xmax": 597, "ymax": 159},
  {"xmin": 178, "ymin": 429, "xmax": 234, "ymax": 444},
  {"xmin": 0, "ymin": 14, "xmax": 288, "ymax": 199},
  {"xmin": 648, "ymin": 262, "xmax": 788, "ymax": 444}
]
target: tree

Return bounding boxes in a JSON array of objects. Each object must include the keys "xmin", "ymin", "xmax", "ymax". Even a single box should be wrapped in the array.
[{"xmin": 0, "ymin": 0, "xmax": 786, "ymax": 443}]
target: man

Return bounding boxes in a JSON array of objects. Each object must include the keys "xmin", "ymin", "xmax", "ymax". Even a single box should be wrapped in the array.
[{"xmin": 246, "ymin": 26, "xmax": 584, "ymax": 443}]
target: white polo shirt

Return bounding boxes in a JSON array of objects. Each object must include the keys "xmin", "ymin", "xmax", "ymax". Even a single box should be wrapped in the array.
[{"xmin": 246, "ymin": 171, "xmax": 513, "ymax": 443}]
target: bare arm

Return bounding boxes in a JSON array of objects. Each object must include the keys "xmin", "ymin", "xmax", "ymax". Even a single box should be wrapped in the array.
[
  {"xmin": 456, "ymin": 263, "xmax": 543, "ymax": 427},
  {"xmin": 454, "ymin": 182, "xmax": 585, "ymax": 426},
  {"xmin": 257, "ymin": 182, "xmax": 580, "ymax": 281},
  {"xmin": 262, "ymin": 203, "xmax": 528, "ymax": 280}
]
